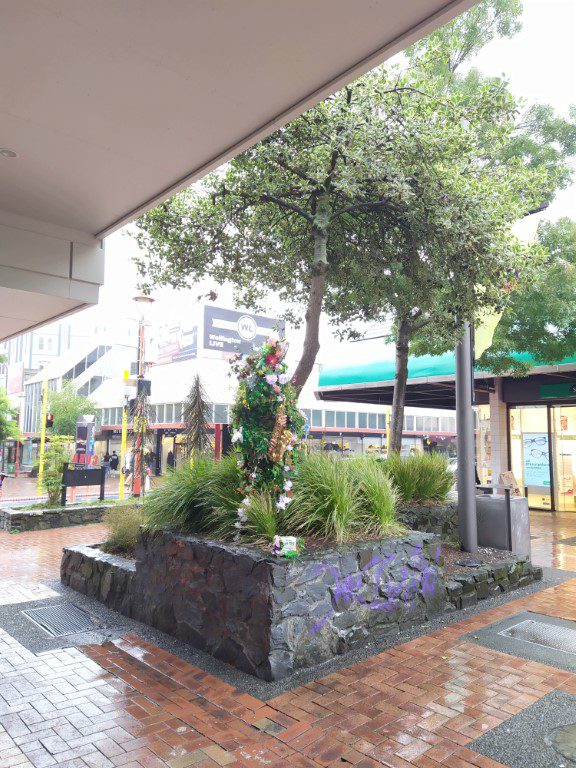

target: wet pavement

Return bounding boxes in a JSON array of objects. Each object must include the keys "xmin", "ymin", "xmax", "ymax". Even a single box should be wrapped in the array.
[
  {"xmin": 0, "ymin": 476, "xmax": 122, "ymax": 505},
  {"xmin": 1, "ymin": 514, "xmax": 576, "ymax": 766}
]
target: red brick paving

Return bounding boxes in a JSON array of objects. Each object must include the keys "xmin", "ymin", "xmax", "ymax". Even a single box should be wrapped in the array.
[{"xmin": 0, "ymin": 514, "xmax": 575, "ymax": 766}]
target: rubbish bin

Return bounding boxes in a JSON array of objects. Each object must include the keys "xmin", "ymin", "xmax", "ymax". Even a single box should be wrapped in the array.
[{"xmin": 476, "ymin": 492, "xmax": 531, "ymax": 557}]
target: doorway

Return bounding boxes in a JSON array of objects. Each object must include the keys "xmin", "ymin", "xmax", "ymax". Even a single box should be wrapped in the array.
[
  {"xmin": 509, "ymin": 403, "xmax": 576, "ymax": 511},
  {"xmin": 552, "ymin": 405, "xmax": 576, "ymax": 512},
  {"xmin": 509, "ymin": 405, "xmax": 552, "ymax": 510}
]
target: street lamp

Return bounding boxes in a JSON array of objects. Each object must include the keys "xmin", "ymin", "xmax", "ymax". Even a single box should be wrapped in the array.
[{"xmin": 133, "ymin": 294, "xmax": 155, "ymax": 378}]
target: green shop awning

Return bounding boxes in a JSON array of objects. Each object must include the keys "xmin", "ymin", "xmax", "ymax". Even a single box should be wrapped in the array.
[{"xmin": 317, "ymin": 351, "xmax": 576, "ymax": 410}]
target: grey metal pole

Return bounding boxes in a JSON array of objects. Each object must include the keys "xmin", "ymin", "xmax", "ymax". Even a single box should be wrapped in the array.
[{"xmin": 455, "ymin": 322, "xmax": 478, "ymax": 552}]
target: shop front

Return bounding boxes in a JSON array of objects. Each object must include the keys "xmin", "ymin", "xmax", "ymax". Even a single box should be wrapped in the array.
[
  {"xmin": 508, "ymin": 403, "xmax": 576, "ymax": 511},
  {"xmin": 317, "ymin": 350, "xmax": 576, "ymax": 513}
]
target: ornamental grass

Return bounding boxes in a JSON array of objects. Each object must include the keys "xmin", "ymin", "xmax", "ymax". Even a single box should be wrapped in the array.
[
  {"xmin": 382, "ymin": 451, "xmax": 454, "ymax": 504},
  {"xmin": 142, "ymin": 451, "xmax": 454, "ymax": 545}
]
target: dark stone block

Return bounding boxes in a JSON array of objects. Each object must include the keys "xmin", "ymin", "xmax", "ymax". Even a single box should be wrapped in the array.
[
  {"xmin": 460, "ymin": 591, "xmax": 478, "ymax": 608},
  {"xmin": 446, "ymin": 580, "xmax": 463, "ymax": 600},
  {"xmin": 533, "ymin": 566, "xmax": 544, "ymax": 581},
  {"xmin": 517, "ymin": 575, "xmax": 533, "ymax": 589},
  {"xmin": 476, "ymin": 581, "xmax": 491, "ymax": 599}
]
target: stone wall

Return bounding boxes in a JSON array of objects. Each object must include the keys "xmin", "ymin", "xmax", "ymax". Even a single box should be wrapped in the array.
[
  {"xmin": 1, "ymin": 504, "xmax": 110, "ymax": 532},
  {"xmin": 399, "ymin": 501, "xmax": 458, "ymax": 540},
  {"xmin": 61, "ymin": 529, "xmax": 445, "ymax": 681},
  {"xmin": 445, "ymin": 557, "xmax": 543, "ymax": 609},
  {"xmin": 60, "ymin": 544, "xmax": 135, "ymax": 614}
]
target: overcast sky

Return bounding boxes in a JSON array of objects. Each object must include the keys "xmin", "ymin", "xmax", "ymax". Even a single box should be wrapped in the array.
[{"xmin": 87, "ymin": 0, "xmax": 576, "ymax": 372}]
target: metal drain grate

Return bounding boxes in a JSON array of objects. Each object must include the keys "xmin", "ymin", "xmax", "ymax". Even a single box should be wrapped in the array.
[
  {"xmin": 22, "ymin": 604, "xmax": 99, "ymax": 637},
  {"xmin": 500, "ymin": 619, "xmax": 576, "ymax": 655}
]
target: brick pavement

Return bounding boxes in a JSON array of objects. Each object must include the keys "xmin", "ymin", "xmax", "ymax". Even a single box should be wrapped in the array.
[{"xmin": 0, "ymin": 516, "xmax": 575, "ymax": 767}]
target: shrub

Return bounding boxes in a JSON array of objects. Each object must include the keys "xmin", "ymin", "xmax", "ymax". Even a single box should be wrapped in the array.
[
  {"xmin": 347, "ymin": 458, "xmax": 402, "ymax": 535},
  {"xmin": 143, "ymin": 458, "xmax": 213, "ymax": 533},
  {"xmin": 41, "ymin": 435, "xmax": 73, "ymax": 506},
  {"xmin": 383, "ymin": 452, "xmax": 454, "ymax": 503},
  {"xmin": 103, "ymin": 505, "xmax": 144, "ymax": 556},
  {"xmin": 200, "ymin": 454, "xmax": 248, "ymax": 538},
  {"xmin": 142, "ymin": 452, "xmax": 403, "ymax": 546},
  {"xmin": 244, "ymin": 492, "xmax": 281, "ymax": 541},
  {"xmin": 286, "ymin": 453, "xmax": 381, "ymax": 543}
]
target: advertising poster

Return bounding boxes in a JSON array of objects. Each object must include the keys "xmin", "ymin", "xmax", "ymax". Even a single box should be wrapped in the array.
[
  {"xmin": 156, "ymin": 322, "xmax": 198, "ymax": 364},
  {"xmin": 203, "ymin": 306, "xmax": 284, "ymax": 356},
  {"xmin": 523, "ymin": 432, "xmax": 551, "ymax": 486},
  {"xmin": 6, "ymin": 362, "xmax": 24, "ymax": 395}
]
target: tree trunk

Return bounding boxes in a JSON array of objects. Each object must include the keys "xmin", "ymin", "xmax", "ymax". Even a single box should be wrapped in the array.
[
  {"xmin": 292, "ymin": 260, "xmax": 327, "ymax": 394},
  {"xmin": 292, "ymin": 194, "xmax": 331, "ymax": 395},
  {"xmin": 389, "ymin": 320, "xmax": 410, "ymax": 454}
]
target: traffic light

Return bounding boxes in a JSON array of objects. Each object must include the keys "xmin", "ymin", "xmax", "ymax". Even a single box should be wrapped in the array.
[
  {"xmin": 137, "ymin": 378, "xmax": 152, "ymax": 396},
  {"xmin": 46, "ymin": 413, "xmax": 54, "ymax": 428}
]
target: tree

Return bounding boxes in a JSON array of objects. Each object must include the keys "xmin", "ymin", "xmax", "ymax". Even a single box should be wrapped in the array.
[
  {"xmin": 41, "ymin": 435, "xmax": 73, "ymax": 506},
  {"xmin": 183, "ymin": 374, "xmax": 212, "ymax": 459},
  {"xmin": 408, "ymin": 0, "xmax": 522, "ymax": 75},
  {"xmin": 135, "ymin": 61, "xmax": 540, "ymax": 390},
  {"xmin": 0, "ymin": 388, "xmax": 18, "ymax": 443},
  {"xmin": 479, "ymin": 218, "xmax": 576, "ymax": 375},
  {"xmin": 134, "ymin": 0, "xmax": 571, "ymax": 455},
  {"xmin": 48, "ymin": 381, "xmax": 97, "ymax": 436}
]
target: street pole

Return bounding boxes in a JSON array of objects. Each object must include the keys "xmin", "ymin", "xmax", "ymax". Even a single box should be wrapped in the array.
[
  {"xmin": 455, "ymin": 321, "xmax": 478, "ymax": 552},
  {"xmin": 119, "ymin": 388, "xmax": 129, "ymax": 501},
  {"xmin": 385, "ymin": 404, "xmax": 391, "ymax": 457},
  {"xmin": 15, "ymin": 394, "xmax": 24, "ymax": 477},
  {"xmin": 36, "ymin": 369, "xmax": 49, "ymax": 496},
  {"xmin": 131, "ymin": 294, "xmax": 154, "ymax": 497}
]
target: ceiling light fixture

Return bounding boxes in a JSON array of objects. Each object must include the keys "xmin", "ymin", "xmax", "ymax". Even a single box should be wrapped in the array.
[{"xmin": 0, "ymin": 149, "xmax": 18, "ymax": 158}]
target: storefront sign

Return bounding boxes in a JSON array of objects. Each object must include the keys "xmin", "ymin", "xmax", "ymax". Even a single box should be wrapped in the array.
[
  {"xmin": 523, "ymin": 432, "xmax": 551, "ymax": 487},
  {"xmin": 203, "ymin": 306, "xmax": 284, "ymax": 356},
  {"xmin": 540, "ymin": 382, "xmax": 576, "ymax": 399}
]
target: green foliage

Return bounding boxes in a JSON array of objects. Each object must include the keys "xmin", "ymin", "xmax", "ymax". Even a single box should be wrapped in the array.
[
  {"xmin": 408, "ymin": 0, "xmax": 523, "ymax": 75},
  {"xmin": 48, "ymin": 381, "xmax": 97, "ymax": 436},
  {"xmin": 289, "ymin": 454, "xmax": 401, "ymax": 544},
  {"xmin": 347, "ymin": 459, "xmax": 401, "ymax": 534},
  {"xmin": 242, "ymin": 492, "xmax": 281, "ymax": 541},
  {"xmin": 0, "ymin": 388, "xmax": 18, "ymax": 443},
  {"xmin": 103, "ymin": 505, "xmax": 144, "ymax": 557},
  {"xmin": 199, "ymin": 454, "xmax": 245, "ymax": 533},
  {"xmin": 289, "ymin": 453, "xmax": 362, "ymax": 544},
  {"xmin": 183, "ymin": 375, "xmax": 212, "ymax": 458},
  {"xmin": 41, "ymin": 435, "xmax": 73, "ymax": 506},
  {"xmin": 143, "ymin": 458, "xmax": 213, "ymax": 533},
  {"xmin": 382, "ymin": 453, "xmax": 454, "ymax": 504},
  {"xmin": 142, "ymin": 453, "xmax": 401, "ymax": 545},
  {"xmin": 206, "ymin": 490, "xmax": 281, "ymax": 542},
  {"xmin": 479, "ymin": 218, "xmax": 576, "ymax": 375}
]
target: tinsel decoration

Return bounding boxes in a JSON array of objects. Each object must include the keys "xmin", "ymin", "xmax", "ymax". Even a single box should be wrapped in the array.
[
  {"xmin": 268, "ymin": 403, "xmax": 287, "ymax": 462},
  {"xmin": 229, "ymin": 338, "xmax": 305, "ymax": 531}
]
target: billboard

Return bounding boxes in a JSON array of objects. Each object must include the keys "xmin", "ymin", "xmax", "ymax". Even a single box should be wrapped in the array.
[
  {"xmin": 203, "ymin": 306, "xmax": 284, "ymax": 356},
  {"xmin": 6, "ymin": 362, "xmax": 24, "ymax": 395},
  {"xmin": 156, "ymin": 322, "xmax": 198, "ymax": 364}
]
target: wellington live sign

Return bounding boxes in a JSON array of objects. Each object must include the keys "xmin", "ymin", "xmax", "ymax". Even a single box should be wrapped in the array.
[{"xmin": 203, "ymin": 306, "xmax": 285, "ymax": 355}]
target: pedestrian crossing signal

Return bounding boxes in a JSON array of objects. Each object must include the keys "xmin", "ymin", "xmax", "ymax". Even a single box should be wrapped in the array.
[{"xmin": 46, "ymin": 413, "xmax": 54, "ymax": 428}]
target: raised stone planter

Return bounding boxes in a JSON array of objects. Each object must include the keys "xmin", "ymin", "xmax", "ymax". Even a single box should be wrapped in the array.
[
  {"xmin": 399, "ymin": 501, "xmax": 458, "ymax": 540},
  {"xmin": 0, "ymin": 503, "xmax": 113, "ymax": 532},
  {"xmin": 62, "ymin": 528, "xmax": 445, "ymax": 681},
  {"xmin": 61, "ymin": 544, "xmax": 135, "ymax": 613},
  {"xmin": 445, "ymin": 558, "xmax": 543, "ymax": 609}
]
